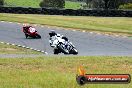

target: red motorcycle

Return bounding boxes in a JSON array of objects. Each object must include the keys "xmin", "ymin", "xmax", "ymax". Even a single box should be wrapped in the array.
[{"xmin": 22, "ymin": 26, "xmax": 41, "ymax": 39}]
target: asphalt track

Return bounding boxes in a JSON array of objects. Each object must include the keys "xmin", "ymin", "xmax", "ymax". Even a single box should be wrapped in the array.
[{"xmin": 0, "ymin": 21, "xmax": 132, "ymax": 56}]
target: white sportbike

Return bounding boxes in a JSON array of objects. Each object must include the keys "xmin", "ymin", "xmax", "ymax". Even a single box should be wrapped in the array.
[{"xmin": 49, "ymin": 36, "xmax": 78, "ymax": 55}]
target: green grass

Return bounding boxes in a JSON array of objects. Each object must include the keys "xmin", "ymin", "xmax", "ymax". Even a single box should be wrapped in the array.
[
  {"xmin": 0, "ymin": 56, "xmax": 131, "ymax": 88},
  {"xmin": 0, "ymin": 13, "xmax": 132, "ymax": 34},
  {"xmin": 0, "ymin": 43, "xmax": 41, "ymax": 54},
  {"xmin": 65, "ymin": 1, "xmax": 82, "ymax": 9},
  {"xmin": 4, "ymin": 0, "xmax": 82, "ymax": 9},
  {"xmin": 4, "ymin": 0, "xmax": 41, "ymax": 8}
]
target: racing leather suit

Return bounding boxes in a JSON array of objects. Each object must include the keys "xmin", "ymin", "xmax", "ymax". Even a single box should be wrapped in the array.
[
  {"xmin": 23, "ymin": 26, "xmax": 32, "ymax": 33},
  {"xmin": 49, "ymin": 33, "xmax": 69, "ymax": 47}
]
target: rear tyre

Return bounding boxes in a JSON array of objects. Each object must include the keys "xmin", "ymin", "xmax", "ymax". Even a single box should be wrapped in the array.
[
  {"xmin": 25, "ymin": 34, "xmax": 28, "ymax": 39},
  {"xmin": 54, "ymin": 49, "xmax": 60, "ymax": 54}
]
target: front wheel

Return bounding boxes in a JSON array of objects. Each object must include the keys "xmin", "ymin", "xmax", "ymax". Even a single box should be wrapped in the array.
[
  {"xmin": 36, "ymin": 34, "xmax": 41, "ymax": 39},
  {"xmin": 71, "ymin": 48, "xmax": 78, "ymax": 55}
]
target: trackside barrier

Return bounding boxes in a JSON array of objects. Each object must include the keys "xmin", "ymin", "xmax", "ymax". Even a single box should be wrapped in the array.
[{"xmin": 0, "ymin": 7, "xmax": 132, "ymax": 17}]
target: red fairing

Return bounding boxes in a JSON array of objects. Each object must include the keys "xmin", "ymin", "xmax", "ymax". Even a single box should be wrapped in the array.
[
  {"xmin": 22, "ymin": 26, "xmax": 41, "ymax": 38},
  {"xmin": 28, "ymin": 27, "xmax": 37, "ymax": 36}
]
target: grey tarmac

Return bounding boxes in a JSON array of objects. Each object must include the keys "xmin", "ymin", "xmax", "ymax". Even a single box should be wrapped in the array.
[{"xmin": 0, "ymin": 21, "xmax": 132, "ymax": 56}]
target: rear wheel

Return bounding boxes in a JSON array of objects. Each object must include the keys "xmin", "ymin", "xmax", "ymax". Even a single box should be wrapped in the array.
[
  {"xmin": 25, "ymin": 34, "xmax": 28, "ymax": 39},
  {"xmin": 54, "ymin": 49, "xmax": 60, "ymax": 54}
]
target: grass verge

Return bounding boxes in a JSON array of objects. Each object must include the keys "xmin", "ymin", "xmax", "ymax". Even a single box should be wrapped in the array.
[
  {"xmin": 0, "ymin": 13, "xmax": 132, "ymax": 35},
  {"xmin": 0, "ymin": 43, "xmax": 41, "ymax": 54},
  {"xmin": 4, "ymin": 0, "xmax": 82, "ymax": 9},
  {"xmin": 0, "ymin": 56, "xmax": 131, "ymax": 88},
  {"xmin": 4, "ymin": 0, "xmax": 41, "ymax": 8},
  {"xmin": 65, "ymin": 1, "xmax": 82, "ymax": 9}
]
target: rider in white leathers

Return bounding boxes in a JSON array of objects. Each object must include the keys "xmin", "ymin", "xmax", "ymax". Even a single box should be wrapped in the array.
[
  {"xmin": 49, "ymin": 31, "xmax": 68, "ymax": 44},
  {"xmin": 49, "ymin": 30, "xmax": 69, "ymax": 54}
]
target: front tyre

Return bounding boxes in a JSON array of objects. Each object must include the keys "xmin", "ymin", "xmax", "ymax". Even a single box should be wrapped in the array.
[
  {"xmin": 71, "ymin": 48, "xmax": 78, "ymax": 55},
  {"xmin": 36, "ymin": 34, "xmax": 41, "ymax": 39}
]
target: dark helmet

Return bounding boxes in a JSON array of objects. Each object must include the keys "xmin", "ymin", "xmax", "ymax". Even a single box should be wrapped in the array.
[{"xmin": 49, "ymin": 30, "xmax": 56, "ymax": 37}]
